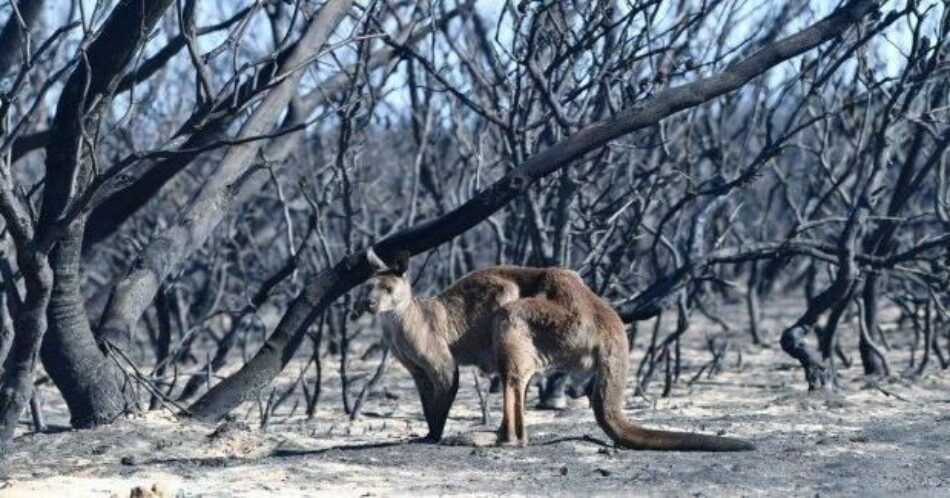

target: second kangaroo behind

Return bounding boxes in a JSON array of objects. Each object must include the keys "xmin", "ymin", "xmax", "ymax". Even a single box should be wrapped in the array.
[{"xmin": 362, "ymin": 250, "xmax": 753, "ymax": 451}]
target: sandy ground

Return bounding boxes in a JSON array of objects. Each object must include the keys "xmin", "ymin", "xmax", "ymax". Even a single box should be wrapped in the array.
[{"xmin": 1, "ymin": 302, "xmax": 949, "ymax": 497}]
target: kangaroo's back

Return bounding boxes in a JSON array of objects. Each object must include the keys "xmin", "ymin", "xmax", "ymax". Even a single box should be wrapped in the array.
[{"xmin": 437, "ymin": 265, "xmax": 579, "ymax": 368}]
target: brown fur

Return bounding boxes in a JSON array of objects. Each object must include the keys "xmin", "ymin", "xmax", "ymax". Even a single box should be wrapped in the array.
[{"xmin": 365, "ymin": 257, "xmax": 753, "ymax": 451}]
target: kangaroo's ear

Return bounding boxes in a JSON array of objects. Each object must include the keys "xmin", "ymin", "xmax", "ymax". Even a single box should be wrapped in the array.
[{"xmin": 391, "ymin": 250, "xmax": 410, "ymax": 276}]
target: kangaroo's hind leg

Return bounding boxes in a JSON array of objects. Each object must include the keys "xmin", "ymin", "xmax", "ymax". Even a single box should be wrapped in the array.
[
  {"xmin": 493, "ymin": 297, "xmax": 581, "ymax": 446},
  {"xmin": 492, "ymin": 300, "xmax": 547, "ymax": 446},
  {"xmin": 498, "ymin": 369, "xmax": 533, "ymax": 446}
]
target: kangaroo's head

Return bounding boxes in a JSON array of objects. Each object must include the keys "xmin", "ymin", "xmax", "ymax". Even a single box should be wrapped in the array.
[{"xmin": 363, "ymin": 249, "xmax": 411, "ymax": 314}]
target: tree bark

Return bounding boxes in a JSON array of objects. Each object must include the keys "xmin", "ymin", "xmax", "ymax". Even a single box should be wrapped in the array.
[
  {"xmin": 29, "ymin": 0, "xmax": 175, "ymax": 429},
  {"xmin": 0, "ymin": 277, "xmax": 15, "ymax": 367},
  {"xmin": 858, "ymin": 276, "xmax": 890, "ymax": 376},
  {"xmin": 0, "ymin": 251, "xmax": 52, "ymax": 447},
  {"xmin": 37, "ymin": 0, "xmax": 176, "ymax": 239},
  {"xmin": 746, "ymin": 261, "xmax": 763, "ymax": 345},
  {"xmin": 190, "ymin": 0, "xmax": 883, "ymax": 421},
  {"xmin": 41, "ymin": 218, "xmax": 125, "ymax": 428}
]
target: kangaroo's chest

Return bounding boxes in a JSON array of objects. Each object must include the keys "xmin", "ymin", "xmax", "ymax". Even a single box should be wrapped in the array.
[{"xmin": 382, "ymin": 317, "xmax": 433, "ymax": 368}]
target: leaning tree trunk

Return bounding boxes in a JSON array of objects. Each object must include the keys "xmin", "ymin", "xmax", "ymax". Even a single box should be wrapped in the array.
[
  {"xmin": 41, "ymin": 218, "xmax": 126, "ymax": 428},
  {"xmin": 189, "ymin": 256, "xmax": 370, "ymax": 420}
]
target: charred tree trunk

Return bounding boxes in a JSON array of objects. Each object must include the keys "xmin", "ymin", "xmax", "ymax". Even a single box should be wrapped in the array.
[
  {"xmin": 0, "ymin": 291, "xmax": 14, "ymax": 367},
  {"xmin": 189, "ymin": 255, "xmax": 372, "ymax": 420},
  {"xmin": 41, "ymin": 219, "xmax": 126, "ymax": 428},
  {"xmin": 781, "ymin": 236, "xmax": 858, "ymax": 389},
  {"xmin": 19, "ymin": 0, "xmax": 176, "ymax": 430},
  {"xmin": 0, "ymin": 252, "xmax": 52, "ymax": 446},
  {"xmin": 916, "ymin": 299, "xmax": 933, "ymax": 376},
  {"xmin": 746, "ymin": 261, "xmax": 763, "ymax": 345},
  {"xmin": 815, "ymin": 286, "xmax": 854, "ymax": 384},
  {"xmin": 858, "ymin": 275, "xmax": 890, "ymax": 376}
]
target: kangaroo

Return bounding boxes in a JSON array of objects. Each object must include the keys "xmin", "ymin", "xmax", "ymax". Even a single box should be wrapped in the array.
[{"xmin": 362, "ymin": 249, "xmax": 753, "ymax": 451}]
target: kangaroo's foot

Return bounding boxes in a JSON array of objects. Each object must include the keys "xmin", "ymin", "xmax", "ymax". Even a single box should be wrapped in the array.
[
  {"xmin": 496, "ymin": 428, "xmax": 527, "ymax": 447},
  {"xmin": 498, "ymin": 437, "xmax": 528, "ymax": 447},
  {"xmin": 408, "ymin": 433, "xmax": 441, "ymax": 444}
]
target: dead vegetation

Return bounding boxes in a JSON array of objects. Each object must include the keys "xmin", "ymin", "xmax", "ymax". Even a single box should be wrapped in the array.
[{"xmin": 0, "ymin": 0, "xmax": 948, "ymax": 496}]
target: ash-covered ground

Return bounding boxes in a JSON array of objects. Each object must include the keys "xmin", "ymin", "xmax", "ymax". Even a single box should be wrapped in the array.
[{"xmin": 2, "ymin": 302, "xmax": 948, "ymax": 497}]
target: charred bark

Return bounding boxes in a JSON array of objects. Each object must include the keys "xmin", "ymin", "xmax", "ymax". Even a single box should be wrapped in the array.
[
  {"xmin": 858, "ymin": 275, "xmax": 890, "ymax": 376},
  {"xmin": 27, "ymin": 0, "xmax": 176, "ymax": 429},
  {"xmin": 41, "ymin": 219, "xmax": 126, "ymax": 428},
  {"xmin": 746, "ymin": 262, "xmax": 763, "ymax": 345},
  {"xmin": 0, "ymin": 252, "xmax": 51, "ymax": 447}
]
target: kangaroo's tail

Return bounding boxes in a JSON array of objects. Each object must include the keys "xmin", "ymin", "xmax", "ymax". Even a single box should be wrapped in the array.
[{"xmin": 591, "ymin": 336, "xmax": 754, "ymax": 452}]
